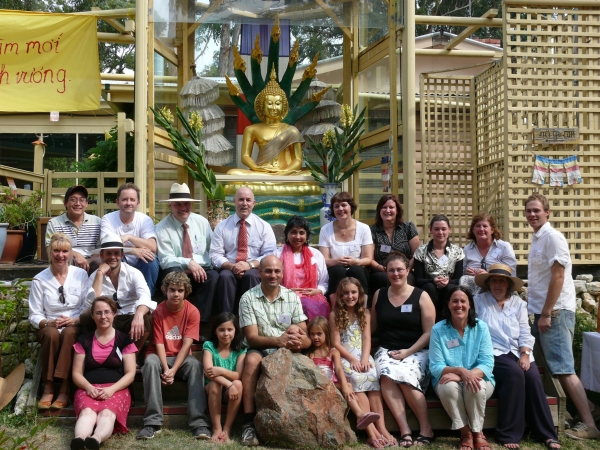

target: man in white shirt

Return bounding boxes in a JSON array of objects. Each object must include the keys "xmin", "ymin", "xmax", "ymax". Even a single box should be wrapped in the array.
[
  {"xmin": 526, "ymin": 193, "xmax": 600, "ymax": 440},
  {"xmin": 210, "ymin": 187, "xmax": 276, "ymax": 313},
  {"xmin": 155, "ymin": 183, "xmax": 219, "ymax": 325},
  {"xmin": 101, "ymin": 183, "xmax": 159, "ymax": 295},
  {"xmin": 81, "ymin": 232, "xmax": 156, "ymax": 350},
  {"xmin": 45, "ymin": 185, "xmax": 101, "ymax": 272}
]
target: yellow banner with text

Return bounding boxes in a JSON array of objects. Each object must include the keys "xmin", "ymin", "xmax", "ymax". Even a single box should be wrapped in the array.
[{"xmin": 0, "ymin": 10, "xmax": 100, "ymax": 112}]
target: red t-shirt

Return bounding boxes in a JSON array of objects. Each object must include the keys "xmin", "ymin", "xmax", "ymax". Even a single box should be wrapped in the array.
[{"xmin": 146, "ymin": 300, "xmax": 200, "ymax": 357}]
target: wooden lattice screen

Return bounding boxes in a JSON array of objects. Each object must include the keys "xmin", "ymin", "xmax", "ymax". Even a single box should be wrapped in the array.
[
  {"xmin": 419, "ymin": 75, "xmax": 475, "ymax": 248},
  {"xmin": 503, "ymin": 5, "xmax": 600, "ymax": 264}
]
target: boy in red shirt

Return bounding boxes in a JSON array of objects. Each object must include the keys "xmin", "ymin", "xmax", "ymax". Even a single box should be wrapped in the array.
[{"xmin": 137, "ymin": 272, "xmax": 211, "ymax": 440}]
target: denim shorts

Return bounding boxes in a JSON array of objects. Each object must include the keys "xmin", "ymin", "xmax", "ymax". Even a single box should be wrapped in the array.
[{"xmin": 532, "ymin": 309, "xmax": 575, "ymax": 375}]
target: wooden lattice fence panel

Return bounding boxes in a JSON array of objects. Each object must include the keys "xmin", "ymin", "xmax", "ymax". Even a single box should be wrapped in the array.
[
  {"xmin": 505, "ymin": 5, "xmax": 600, "ymax": 264},
  {"xmin": 419, "ymin": 75, "xmax": 475, "ymax": 247},
  {"xmin": 475, "ymin": 61, "xmax": 506, "ymax": 235}
]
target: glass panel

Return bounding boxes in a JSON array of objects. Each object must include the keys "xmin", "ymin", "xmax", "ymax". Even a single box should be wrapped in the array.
[
  {"xmin": 396, "ymin": 47, "xmax": 402, "ymax": 124},
  {"xmin": 358, "ymin": 55, "xmax": 391, "ymax": 132},
  {"xmin": 356, "ymin": 142, "xmax": 390, "ymax": 222},
  {"xmin": 78, "ymin": 134, "xmax": 104, "ymax": 162},
  {"xmin": 358, "ymin": 1, "xmax": 388, "ymax": 48},
  {"xmin": 0, "ymin": 134, "xmax": 37, "ymax": 174}
]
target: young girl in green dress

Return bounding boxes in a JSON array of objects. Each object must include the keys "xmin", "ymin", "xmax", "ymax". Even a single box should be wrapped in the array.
[{"xmin": 203, "ymin": 312, "xmax": 247, "ymax": 443}]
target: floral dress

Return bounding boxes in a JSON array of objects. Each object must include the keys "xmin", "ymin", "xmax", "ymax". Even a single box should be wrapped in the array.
[{"xmin": 340, "ymin": 319, "xmax": 380, "ymax": 392}]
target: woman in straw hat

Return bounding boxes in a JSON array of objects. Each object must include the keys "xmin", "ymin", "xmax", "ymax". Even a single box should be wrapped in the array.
[
  {"xmin": 474, "ymin": 264, "xmax": 560, "ymax": 450},
  {"xmin": 28, "ymin": 233, "xmax": 88, "ymax": 410}
]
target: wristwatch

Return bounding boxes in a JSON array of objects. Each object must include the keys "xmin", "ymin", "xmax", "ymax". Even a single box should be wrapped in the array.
[{"xmin": 521, "ymin": 350, "xmax": 531, "ymax": 356}]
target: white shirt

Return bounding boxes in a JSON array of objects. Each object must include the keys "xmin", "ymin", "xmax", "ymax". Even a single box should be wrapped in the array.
[
  {"xmin": 210, "ymin": 213, "xmax": 277, "ymax": 268},
  {"xmin": 274, "ymin": 246, "xmax": 329, "ymax": 294},
  {"xmin": 86, "ymin": 263, "xmax": 156, "ymax": 315},
  {"xmin": 463, "ymin": 239, "xmax": 517, "ymax": 275},
  {"xmin": 318, "ymin": 220, "xmax": 373, "ymax": 258},
  {"xmin": 28, "ymin": 266, "xmax": 89, "ymax": 328},
  {"xmin": 475, "ymin": 291, "xmax": 536, "ymax": 360},
  {"xmin": 155, "ymin": 213, "xmax": 213, "ymax": 269},
  {"xmin": 101, "ymin": 211, "xmax": 157, "ymax": 266},
  {"xmin": 527, "ymin": 222, "xmax": 576, "ymax": 314}
]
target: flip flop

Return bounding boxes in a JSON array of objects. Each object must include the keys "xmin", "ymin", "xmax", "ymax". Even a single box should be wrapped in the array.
[
  {"xmin": 357, "ymin": 411, "xmax": 381, "ymax": 430},
  {"xmin": 399, "ymin": 433, "xmax": 413, "ymax": 448},
  {"xmin": 415, "ymin": 434, "xmax": 435, "ymax": 446},
  {"xmin": 366, "ymin": 438, "xmax": 384, "ymax": 449}
]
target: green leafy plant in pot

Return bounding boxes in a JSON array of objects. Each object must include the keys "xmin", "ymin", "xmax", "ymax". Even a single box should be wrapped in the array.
[
  {"xmin": 0, "ymin": 188, "xmax": 44, "ymax": 263},
  {"xmin": 152, "ymin": 106, "xmax": 229, "ymax": 229}
]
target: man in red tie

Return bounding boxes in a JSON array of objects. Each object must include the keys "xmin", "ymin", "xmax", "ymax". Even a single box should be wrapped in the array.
[
  {"xmin": 155, "ymin": 183, "xmax": 219, "ymax": 329},
  {"xmin": 210, "ymin": 187, "xmax": 277, "ymax": 313}
]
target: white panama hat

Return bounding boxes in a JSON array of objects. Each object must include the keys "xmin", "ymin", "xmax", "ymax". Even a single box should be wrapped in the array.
[
  {"xmin": 92, "ymin": 232, "xmax": 133, "ymax": 254},
  {"xmin": 159, "ymin": 183, "xmax": 202, "ymax": 202}
]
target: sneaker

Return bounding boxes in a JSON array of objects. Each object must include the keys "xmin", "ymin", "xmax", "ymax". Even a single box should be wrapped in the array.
[
  {"xmin": 241, "ymin": 423, "xmax": 259, "ymax": 446},
  {"xmin": 137, "ymin": 425, "xmax": 162, "ymax": 440},
  {"xmin": 193, "ymin": 426, "xmax": 211, "ymax": 440},
  {"xmin": 564, "ymin": 422, "xmax": 600, "ymax": 440}
]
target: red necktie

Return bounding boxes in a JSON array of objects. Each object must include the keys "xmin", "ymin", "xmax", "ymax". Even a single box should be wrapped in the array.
[
  {"xmin": 236, "ymin": 219, "xmax": 248, "ymax": 262},
  {"xmin": 182, "ymin": 223, "xmax": 193, "ymax": 258}
]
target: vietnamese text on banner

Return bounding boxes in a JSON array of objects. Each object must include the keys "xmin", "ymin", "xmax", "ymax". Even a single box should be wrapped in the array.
[{"xmin": 0, "ymin": 10, "xmax": 100, "ymax": 112}]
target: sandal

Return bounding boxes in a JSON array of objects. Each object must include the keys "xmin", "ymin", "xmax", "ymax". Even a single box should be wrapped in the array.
[
  {"xmin": 366, "ymin": 438, "xmax": 384, "ymax": 449},
  {"xmin": 399, "ymin": 433, "xmax": 413, "ymax": 448},
  {"xmin": 357, "ymin": 412, "xmax": 381, "ymax": 430},
  {"xmin": 459, "ymin": 433, "xmax": 474, "ymax": 450},
  {"xmin": 473, "ymin": 432, "xmax": 491, "ymax": 450},
  {"xmin": 414, "ymin": 434, "xmax": 435, "ymax": 446},
  {"xmin": 384, "ymin": 436, "xmax": 398, "ymax": 447},
  {"xmin": 545, "ymin": 439, "xmax": 560, "ymax": 450}
]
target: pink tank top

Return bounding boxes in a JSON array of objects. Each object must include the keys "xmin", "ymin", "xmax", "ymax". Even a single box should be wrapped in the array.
[{"xmin": 311, "ymin": 350, "xmax": 340, "ymax": 383}]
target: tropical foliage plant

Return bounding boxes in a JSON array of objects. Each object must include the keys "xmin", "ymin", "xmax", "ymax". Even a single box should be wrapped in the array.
[{"xmin": 0, "ymin": 189, "xmax": 44, "ymax": 231}]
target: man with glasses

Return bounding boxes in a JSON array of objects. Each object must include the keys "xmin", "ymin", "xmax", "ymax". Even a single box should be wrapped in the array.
[
  {"xmin": 45, "ymin": 185, "xmax": 102, "ymax": 272},
  {"xmin": 81, "ymin": 232, "xmax": 156, "ymax": 351}
]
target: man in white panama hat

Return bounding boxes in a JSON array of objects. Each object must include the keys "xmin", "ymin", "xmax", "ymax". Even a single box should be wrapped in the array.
[
  {"xmin": 155, "ymin": 183, "xmax": 218, "ymax": 326},
  {"xmin": 81, "ymin": 232, "xmax": 156, "ymax": 351}
]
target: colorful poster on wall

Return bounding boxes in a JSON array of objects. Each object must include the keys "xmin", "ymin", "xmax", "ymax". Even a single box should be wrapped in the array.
[{"xmin": 0, "ymin": 10, "xmax": 100, "ymax": 112}]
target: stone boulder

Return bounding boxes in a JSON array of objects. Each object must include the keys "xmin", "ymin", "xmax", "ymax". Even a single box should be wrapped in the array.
[
  {"xmin": 576, "ymin": 274, "xmax": 594, "ymax": 282},
  {"xmin": 586, "ymin": 282, "xmax": 600, "ymax": 296},
  {"xmin": 574, "ymin": 280, "xmax": 587, "ymax": 294},
  {"xmin": 582, "ymin": 293, "xmax": 597, "ymax": 313},
  {"xmin": 255, "ymin": 349, "xmax": 356, "ymax": 449}
]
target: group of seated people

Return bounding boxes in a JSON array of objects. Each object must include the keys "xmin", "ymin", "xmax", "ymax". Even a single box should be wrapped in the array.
[{"xmin": 29, "ymin": 185, "xmax": 599, "ymax": 449}]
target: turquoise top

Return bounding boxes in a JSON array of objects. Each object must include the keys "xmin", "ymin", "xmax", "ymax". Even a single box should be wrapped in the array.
[
  {"xmin": 429, "ymin": 318, "xmax": 495, "ymax": 388},
  {"xmin": 202, "ymin": 340, "xmax": 247, "ymax": 384}
]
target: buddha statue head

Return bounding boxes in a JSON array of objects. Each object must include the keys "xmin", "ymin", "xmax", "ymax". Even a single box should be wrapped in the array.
[{"xmin": 254, "ymin": 66, "xmax": 289, "ymax": 123}]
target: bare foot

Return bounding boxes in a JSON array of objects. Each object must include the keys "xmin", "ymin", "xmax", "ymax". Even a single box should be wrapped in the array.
[
  {"xmin": 545, "ymin": 439, "xmax": 560, "ymax": 450},
  {"xmin": 219, "ymin": 430, "xmax": 230, "ymax": 442},
  {"xmin": 211, "ymin": 428, "xmax": 222, "ymax": 442}
]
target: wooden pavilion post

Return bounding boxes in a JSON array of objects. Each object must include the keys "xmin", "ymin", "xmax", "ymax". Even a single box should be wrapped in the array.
[
  {"xmin": 134, "ymin": 0, "xmax": 149, "ymax": 212},
  {"xmin": 401, "ymin": 0, "xmax": 416, "ymax": 221}
]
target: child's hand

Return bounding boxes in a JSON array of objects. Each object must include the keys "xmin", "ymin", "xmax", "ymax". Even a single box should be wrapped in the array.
[
  {"xmin": 342, "ymin": 385, "xmax": 356, "ymax": 402},
  {"xmin": 227, "ymin": 384, "xmax": 239, "ymax": 400},
  {"xmin": 350, "ymin": 357, "xmax": 362, "ymax": 372},
  {"xmin": 161, "ymin": 368, "xmax": 175, "ymax": 385},
  {"xmin": 205, "ymin": 366, "xmax": 222, "ymax": 378},
  {"xmin": 360, "ymin": 358, "xmax": 372, "ymax": 372}
]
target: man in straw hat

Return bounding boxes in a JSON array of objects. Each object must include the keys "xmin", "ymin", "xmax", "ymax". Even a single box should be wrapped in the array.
[
  {"xmin": 209, "ymin": 186, "xmax": 277, "ymax": 314},
  {"xmin": 525, "ymin": 193, "xmax": 600, "ymax": 440},
  {"xmin": 155, "ymin": 183, "xmax": 218, "ymax": 327},
  {"xmin": 101, "ymin": 183, "xmax": 160, "ymax": 295},
  {"xmin": 80, "ymin": 232, "xmax": 156, "ymax": 351}
]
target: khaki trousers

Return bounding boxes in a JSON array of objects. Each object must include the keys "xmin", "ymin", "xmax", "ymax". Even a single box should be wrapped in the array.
[{"xmin": 434, "ymin": 379, "xmax": 495, "ymax": 432}]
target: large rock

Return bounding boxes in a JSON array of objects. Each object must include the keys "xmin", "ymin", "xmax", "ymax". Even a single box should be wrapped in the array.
[
  {"xmin": 576, "ymin": 274, "xmax": 594, "ymax": 282},
  {"xmin": 581, "ymin": 293, "xmax": 597, "ymax": 313},
  {"xmin": 255, "ymin": 349, "xmax": 356, "ymax": 449},
  {"xmin": 586, "ymin": 282, "xmax": 600, "ymax": 296},
  {"xmin": 574, "ymin": 280, "xmax": 587, "ymax": 294}
]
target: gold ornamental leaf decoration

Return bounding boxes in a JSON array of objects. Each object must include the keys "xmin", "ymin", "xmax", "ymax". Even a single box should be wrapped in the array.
[
  {"xmin": 233, "ymin": 45, "xmax": 246, "ymax": 72},
  {"xmin": 271, "ymin": 15, "xmax": 281, "ymax": 43},
  {"xmin": 289, "ymin": 40, "xmax": 300, "ymax": 67},
  {"xmin": 225, "ymin": 76, "xmax": 241, "ymax": 96},
  {"xmin": 251, "ymin": 34, "xmax": 263, "ymax": 63},
  {"xmin": 310, "ymin": 86, "xmax": 331, "ymax": 102},
  {"xmin": 302, "ymin": 53, "xmax": 319, "ymax": 81}
]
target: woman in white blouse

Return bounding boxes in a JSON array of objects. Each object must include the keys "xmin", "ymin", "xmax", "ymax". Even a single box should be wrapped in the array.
[
  {"xmin": 474, "ymin": 264, "xmax": 559, "ymax": 450},
  {"xmin": 29, "ymin": 232, "xmax": 89, "ymax": 410},
  {"xmin": 275, "ymin": 215, "xmax": 329, "ymax": 322},
  {"xmin": 318, "ymin": 192, "xmax": 373, "ymax": 308}
]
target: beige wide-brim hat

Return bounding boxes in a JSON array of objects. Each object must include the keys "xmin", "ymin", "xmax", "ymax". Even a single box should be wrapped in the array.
[
  {"xmin": 158, "ymin": 183, "xmax": 202, "ymax": 202},
  {"xmin": 475, "ymin": 263, "xmax": 524, "ymax": 291},
  {"xmin": 0, "ymin": 363, "xmax": 25, "ymax": 410},
  {"xmin": 91, "ymin": 232, "xmax": 133, "ymax": 255}
]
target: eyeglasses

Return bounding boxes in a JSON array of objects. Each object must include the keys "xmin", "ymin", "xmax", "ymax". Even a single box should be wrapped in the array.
[
  {"xmin": 58, "ymin": 286, "xmax": 65, "ymax": 304},
  {"xmin": 113, "ymin": 292, "xmax": 123, "ymax": 310},
  {"xmin": 387, "ymin": 268, "xmax": 407, "ymax": 274},
  {"xmin": 480, "ymin": 258, "xmax": 487, "ymax": 270},
  {"xmin": 68, "ymin": 197, "xmax": 87, "ymax": 204},
  {"xmin": 94, "ymin": 311, "xmax": 114, "ymax": 317}
]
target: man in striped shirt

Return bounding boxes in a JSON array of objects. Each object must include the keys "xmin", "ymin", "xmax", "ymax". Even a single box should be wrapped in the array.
[{"xmin": 45, "ymin": 185, "xmax": 101, "ymax": 272}]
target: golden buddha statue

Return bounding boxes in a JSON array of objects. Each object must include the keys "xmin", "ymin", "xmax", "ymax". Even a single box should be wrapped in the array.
[{"xmin": 228, "ymin": 68, "xmax": 309, "ymax": 176}]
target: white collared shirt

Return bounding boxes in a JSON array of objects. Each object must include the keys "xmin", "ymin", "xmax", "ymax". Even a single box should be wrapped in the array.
[
  {"xmin": 101, "ymin": 211, "xmax": 157, "ymax": 266},
  {"xmin": 210, "ymin": 213, "xmax": 277, "ymax": 268},
  {"xmin": 155, "ymin": 213, "xmax": 213, "ymax": 269},
  {"xmin": 527, "ymin": 222, "xmax": 576, "ymax": 314},
  {"xmin": 475, "ymin": 291, "xmax": 536, "ymax": 360},
  {"xmin": 28, "ymin": 266, "xmax": 89, "ymax": 328},
  {"xmin": 85, "ymin": 262, "xmax": 156, "ymax": 315},
  {"xmin": 463, "ymin": 239, "xmax": 517, "ymax": 275}
]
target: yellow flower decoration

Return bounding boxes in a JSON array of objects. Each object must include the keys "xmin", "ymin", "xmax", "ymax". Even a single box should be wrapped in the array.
[
  {"xmin": 160, "ymin": 106, "xmax": 174, "ymax": 124},
  {"xmin": 340, "ymin": 104, "xmax": 354, "ymax": 129},
  {"xmin": 322, "ymin": 129, "xmax": 335, "ymax": 148},
  {"xmin": 189, "ymin": 111, "xmax": 204, "ymax": 132}
]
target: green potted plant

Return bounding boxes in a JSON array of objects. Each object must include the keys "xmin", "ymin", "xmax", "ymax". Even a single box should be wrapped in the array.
[
  {"xmin": 151, "ymin": 106, "xmax": 229, "ymax": 229},
  {"xmin": 303, "ymin": 104, "xmax": 366, "ymax": 225},
  {"xmin": 0, "ymin": 188, "xmax": 44, "ymax": 263}
]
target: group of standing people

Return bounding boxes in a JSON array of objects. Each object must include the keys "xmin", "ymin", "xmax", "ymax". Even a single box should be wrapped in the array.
[{"xmin": 28, "ymin": 182, "xmax": 600, "ymax": 448}]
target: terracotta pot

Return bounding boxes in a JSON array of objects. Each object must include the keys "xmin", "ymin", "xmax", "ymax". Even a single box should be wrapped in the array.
[{"xmin": 0, "ymin": 230, "xmax": 25, "ymax": 264}]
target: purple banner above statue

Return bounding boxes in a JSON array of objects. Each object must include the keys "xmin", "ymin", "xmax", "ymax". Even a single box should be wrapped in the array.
[{"xmin": 240, "ymin": 20, "xmax": 290, "ymax": 56}]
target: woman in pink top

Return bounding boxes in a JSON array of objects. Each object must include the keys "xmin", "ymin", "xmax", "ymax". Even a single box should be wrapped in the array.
[{"xmin": 71, "ymin": 296, "xmax": 137, "ymax": 450}]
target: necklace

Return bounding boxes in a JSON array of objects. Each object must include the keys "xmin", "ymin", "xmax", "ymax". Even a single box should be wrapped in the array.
[{"xmin": 337, "ymin": 219, "xmax": 352, "ymax": 236}]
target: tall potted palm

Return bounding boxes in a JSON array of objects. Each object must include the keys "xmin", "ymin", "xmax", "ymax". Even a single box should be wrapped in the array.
[{"xmin": 303, "ymin": 105, "xmax": 366, "ymax": 225}]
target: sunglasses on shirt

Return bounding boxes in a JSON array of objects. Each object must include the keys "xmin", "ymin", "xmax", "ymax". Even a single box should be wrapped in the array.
[
  {"xmin": 113, "ymin": 292, "xmax": 123, "ymax": 310},
  {"xmin": 58, "ymin": 286, "xmax": 65, "ymax": 304}
]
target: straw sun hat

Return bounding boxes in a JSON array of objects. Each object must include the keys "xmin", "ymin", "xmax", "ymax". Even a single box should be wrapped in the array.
[{"xmin": 474, "ymin": 263, "xmax": 524, "ymax": 291}]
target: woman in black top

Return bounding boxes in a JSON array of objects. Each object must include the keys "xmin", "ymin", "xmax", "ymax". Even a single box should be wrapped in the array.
[
  {"xmin": 369, "ymin": 195, "xmax": 420, "ymax": 295},
  {"xmin": 371, "ymin": 253, "xmax": 436, "ymax": 447},
  {"xmin": 71, "ymin": 296, "xmax": 137, "ymax": 450}
]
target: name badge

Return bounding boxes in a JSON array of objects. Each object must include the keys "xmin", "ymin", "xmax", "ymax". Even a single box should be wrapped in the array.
[
  {"xmin": 401, "ymin": 304, "xmax": 412, "ymax": 313},
  {"xmin": 438, "ymin": 254, "xmax": 449, "ymax": 265},
  {"xmin": 122, "ymin": 224, "xmax": 133, "ymax": 232},
  {"xmin": 69, "ymin": 287, "xmax": 80, "ymax": 295},
  {"xmin": 116, "ymin": 347, "xmax": 123, "ymax": 360},
  {"xmin": 489, "ymin": 247, "xmax": 501, "ymax": 259},
  {"xmin": 446, "ymin": 338, "xmax": 460, "ymax": 349},
  {"xmin": 278, "ymin": 313, "xmax": 291, "ymax": 326},
  {"xmin": 380, "ymin": 244, "xmax": 392, "ymax": 253}
]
